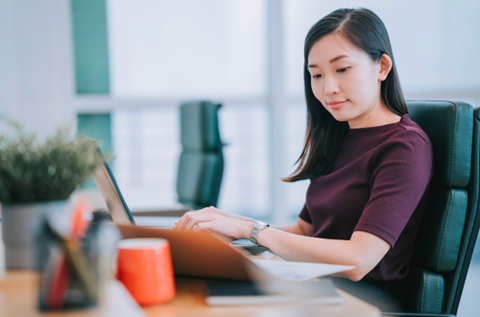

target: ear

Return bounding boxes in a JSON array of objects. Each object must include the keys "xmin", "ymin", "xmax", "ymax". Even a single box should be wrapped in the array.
[{"xmin": 378, "ymin": 54, "xmax": 393, "ymax": 81}]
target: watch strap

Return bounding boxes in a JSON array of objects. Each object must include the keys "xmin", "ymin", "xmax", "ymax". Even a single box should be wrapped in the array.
[{"xmin": 249, "ymin": 221, "xmax": 270, "ymax": 244}]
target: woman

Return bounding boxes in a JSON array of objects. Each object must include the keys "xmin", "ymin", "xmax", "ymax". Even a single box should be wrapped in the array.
[{"xmin": 174, "ymin": 8, "xmax": 433, "ymax": 309}]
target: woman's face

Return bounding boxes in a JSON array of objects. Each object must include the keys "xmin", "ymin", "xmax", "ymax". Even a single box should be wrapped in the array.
[{"xmin": 307, "ymin": 33, "xmax": 390, "ymax": 128}]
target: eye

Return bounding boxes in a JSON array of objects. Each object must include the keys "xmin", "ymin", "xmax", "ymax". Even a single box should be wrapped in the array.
[
  {"xmin": 337, "ymin": 67, "xmax": 350, "ymax": 73},
  {"xmin": 312, "ymin": 74, "xmax": 322, "ymax": 79}
]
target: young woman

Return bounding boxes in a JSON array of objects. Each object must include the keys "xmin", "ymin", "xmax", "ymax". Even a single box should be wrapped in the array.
[{"xmin": 173, "ymin": 7, "xmax": 433, "ymax": 309}]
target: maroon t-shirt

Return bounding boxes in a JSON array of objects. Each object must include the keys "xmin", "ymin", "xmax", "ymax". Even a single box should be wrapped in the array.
[{"xmin": 299, "ymin": 114, "xmax": 433, "ymax": 282}]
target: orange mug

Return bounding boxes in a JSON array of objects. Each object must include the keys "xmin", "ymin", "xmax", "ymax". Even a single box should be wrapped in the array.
[{"xmin": 117, "ymin": 238, "xmax": 175, "ymax": 306}]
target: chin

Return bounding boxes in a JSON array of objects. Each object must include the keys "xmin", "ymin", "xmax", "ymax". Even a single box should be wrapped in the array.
[{"xmin": 330, "ymin": 113, "xmax": 351, "ymax": 123}]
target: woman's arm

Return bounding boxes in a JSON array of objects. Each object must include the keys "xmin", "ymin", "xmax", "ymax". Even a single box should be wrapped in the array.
[
  {"xmin": 173, "ymin": 208, "xmax": 389, "ymax": 281},
  {"xmin": 256, "ymin": 227, "xmax": 390, "ymax": 281},
  {"xmin": 180, "ymin": 207, "xmax": 313, "ymax": 235},
  {"xmin": 273, "ymin": 218, "xmax": 313, "ymax": 236}
]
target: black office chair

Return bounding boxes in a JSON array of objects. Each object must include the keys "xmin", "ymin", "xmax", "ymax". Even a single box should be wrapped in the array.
[
  {"xmin": 132, "ymin": 101, "xmax": 224, "ymax": 216},
  {"xmin": 384, "ymin": 100, "xmax": 480, "ymax": 316},
  {"xmin": 175, "ymin": 101, "xmax": 224, "ymax": 210}
]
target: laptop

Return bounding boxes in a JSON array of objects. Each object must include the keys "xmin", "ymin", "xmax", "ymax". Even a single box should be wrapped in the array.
[
  {"xmin": 90, "ymin": 146, "xmax": 353, "ymax": 282},
  {"xmin": 90, "ymin": 146, "xmax": 260, "ymax": 279},
  {"xmin": 91, "ymin": 147, "xmax": 180, "ymax": 228}
]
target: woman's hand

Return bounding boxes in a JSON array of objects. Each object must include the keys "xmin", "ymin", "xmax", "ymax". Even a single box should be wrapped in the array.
[{"xmin": 173, "ymin": 207, "xmax": 254, "ymax": 240}]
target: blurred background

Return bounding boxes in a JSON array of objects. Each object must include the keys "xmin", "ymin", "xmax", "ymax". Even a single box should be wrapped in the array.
[{"xmin": 0, "ymin": 0, "xmax": 479, "ymax": 315}]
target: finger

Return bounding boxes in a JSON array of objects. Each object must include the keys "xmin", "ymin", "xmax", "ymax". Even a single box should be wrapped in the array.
[
  {"xmin": 175, "ymin": 211, "xmax": 199, "ymax": 230},
  {"xmin": 173, "ymin": 213, "xmax": 189, "ymax": 230},
  {"xmin": 179, "ymin": 214, "xmax": 212, "ymax": 231},
  {"xmin": 172, "ymin": 217, "xmax": 183, "ymax": 230},
  {"xmin": 192, "ymin": 222, "xmax": 211, "ymax": 232}
]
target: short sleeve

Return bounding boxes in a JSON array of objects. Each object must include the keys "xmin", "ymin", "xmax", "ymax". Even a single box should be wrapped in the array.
[
  {"xmin": 299, "ymin": 203, "xmax": 312, "ymax": 224},
  {"xmin": 354, "ymin": 131, "xmax": 433, "ymax": 247}
]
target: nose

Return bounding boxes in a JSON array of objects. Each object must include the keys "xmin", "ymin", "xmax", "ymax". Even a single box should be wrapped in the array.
[{"xmin": 324, "ymin": 76, "xmax": 339, "ymax": 96}]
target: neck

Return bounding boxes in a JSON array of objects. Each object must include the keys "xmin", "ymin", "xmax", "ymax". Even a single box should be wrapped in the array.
[{"xmin": 348, "ymin": 103, "xmax": 401, "ymax": 129}]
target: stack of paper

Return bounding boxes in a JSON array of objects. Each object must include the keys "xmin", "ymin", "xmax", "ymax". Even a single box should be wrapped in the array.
[
  {"xmin": 251, "ymin": 259, "xmax": 354, "ymax": 282},
  {"xmin": 205, "ymin": 278, "xmax": 343, "ymax": 306},
  {"xmin": 206, "ymin": 260, "xmax": 355, "ymax": 306}
]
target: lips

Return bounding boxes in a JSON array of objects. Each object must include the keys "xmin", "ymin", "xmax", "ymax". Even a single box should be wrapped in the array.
[{"xmin": 327, "ymin": 100, "xmax": 347, "ymax": 110}]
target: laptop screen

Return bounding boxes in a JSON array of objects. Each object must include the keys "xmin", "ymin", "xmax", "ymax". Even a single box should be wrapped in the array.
[{"xmin": 92, "ymin": 147, "xmax": 136, "ymax": 225}]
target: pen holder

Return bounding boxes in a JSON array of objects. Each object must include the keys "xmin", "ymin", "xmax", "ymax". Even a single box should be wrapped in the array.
[{"xmin": 37, "ymin": 212, "xmax": 120, "ymax": 311}]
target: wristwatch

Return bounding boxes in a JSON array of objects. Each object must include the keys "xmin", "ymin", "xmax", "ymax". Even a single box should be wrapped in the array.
[{"xmin": 249, "ymin": 221, "xmax": 270, "ymax": 245}]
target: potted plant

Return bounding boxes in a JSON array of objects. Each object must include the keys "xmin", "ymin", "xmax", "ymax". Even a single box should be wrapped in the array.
[{"xmin": 0, "ymin": 115, "xmax": 101, "ymax": 269}]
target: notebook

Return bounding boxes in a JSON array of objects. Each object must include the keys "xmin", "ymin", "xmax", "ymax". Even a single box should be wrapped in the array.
[{"xmin": 205, "ymin": 278, "xmax": 342, "ymax": 306}]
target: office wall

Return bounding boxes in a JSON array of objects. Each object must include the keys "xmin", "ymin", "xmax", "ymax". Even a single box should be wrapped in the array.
[{"xmin": 0, "ymin": 0, "xmax": 74, "ymax": 139}]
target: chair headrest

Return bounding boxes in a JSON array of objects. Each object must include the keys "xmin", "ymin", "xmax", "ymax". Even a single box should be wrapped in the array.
[{"xmin": 180, "ymin": 101, "xmax": 222, "ymax": 151}]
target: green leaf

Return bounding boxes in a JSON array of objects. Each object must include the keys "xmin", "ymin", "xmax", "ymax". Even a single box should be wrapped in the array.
[{"xmin": 0, "ymin": 115, "xmax": 103, "ymax": 203}]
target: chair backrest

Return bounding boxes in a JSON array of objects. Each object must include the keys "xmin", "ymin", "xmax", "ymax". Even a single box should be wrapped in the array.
[
  {"xmin": 176, "ymin": 101, "xmax": 224, "ymax": 210},
  {"xmin": 404, "ymin": 100, "xmax": 480, "ymax": 314}
]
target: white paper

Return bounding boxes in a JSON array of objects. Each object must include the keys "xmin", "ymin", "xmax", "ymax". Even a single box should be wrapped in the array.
[{"xmin": 251, "ymin": 259, "xmax": 354, "ymax": 282}]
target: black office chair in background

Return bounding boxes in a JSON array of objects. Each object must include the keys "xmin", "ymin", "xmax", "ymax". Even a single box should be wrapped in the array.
[
  {"xmin": 132, "ymin": 100, "xmax": 224, "ymax": 217},
  {"xmin": 175, "ymin": 101, "xmax": 224, "ymax": 210},
  {"xmin": 384, "ymin": 100, "xmax": 480, "ymax": 316}
]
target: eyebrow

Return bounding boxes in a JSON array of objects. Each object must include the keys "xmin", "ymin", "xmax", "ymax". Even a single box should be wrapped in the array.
[{"xmin": 307, "ymin": 55, "xmax": 349, "ymax": 68}]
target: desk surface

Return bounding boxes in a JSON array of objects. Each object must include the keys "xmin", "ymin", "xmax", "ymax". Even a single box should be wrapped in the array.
[
  {"xmin": 0, "ymin": 271, "xmax": 381, "ymax": 317},
  {"xmin": 0, "ymin": 271, "xmax": 144, "ymax": 317}
]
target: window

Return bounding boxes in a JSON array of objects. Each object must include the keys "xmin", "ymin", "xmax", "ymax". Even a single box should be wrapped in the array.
[
  {"xmin": 107, "ymin": 0, "xmax": 266, "ymax": 98},
  {"xmin": 106, "ymin": 0, "xmax": 269, "ymax": 217}
]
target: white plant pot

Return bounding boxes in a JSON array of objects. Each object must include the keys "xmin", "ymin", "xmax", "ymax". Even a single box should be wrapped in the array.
[{"xmin": 1, "ymin": 200, "xmax": 70, "ymax": 269}]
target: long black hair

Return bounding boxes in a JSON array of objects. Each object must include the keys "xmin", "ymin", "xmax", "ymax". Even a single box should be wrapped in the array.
[{"xmin": 284, "ymin": 8, "xmax": 407, "ymax": 182}]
